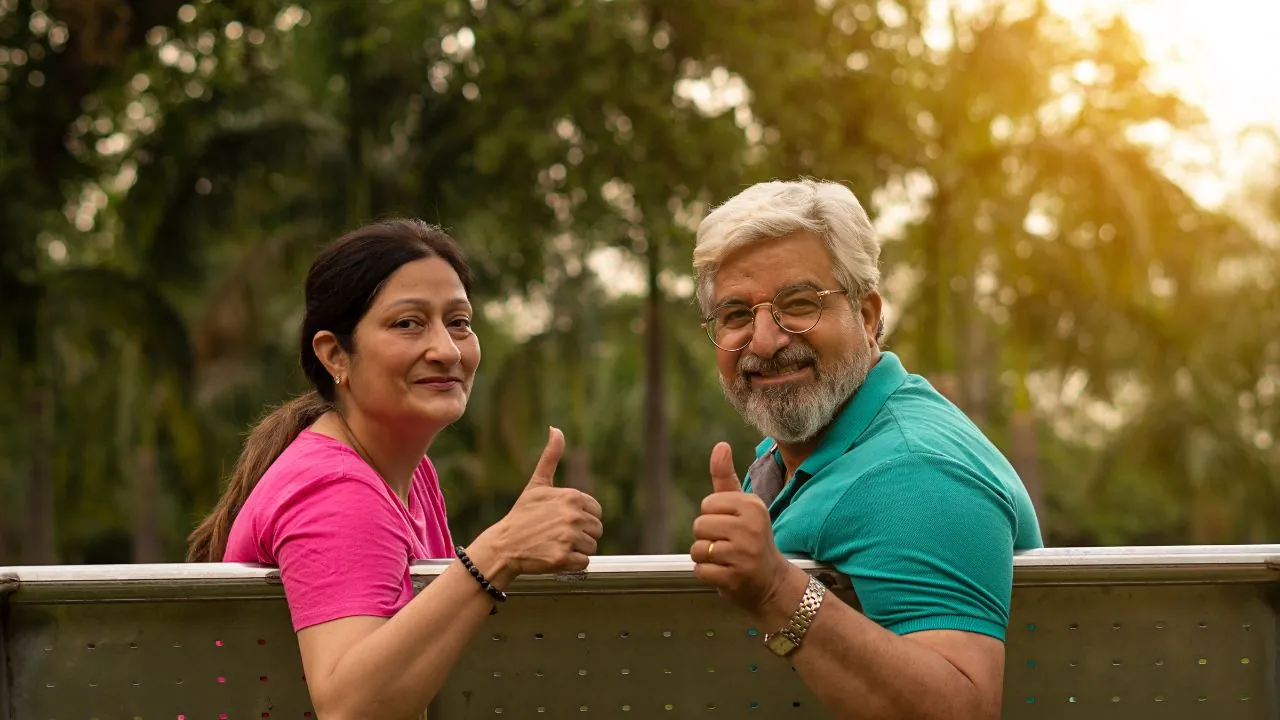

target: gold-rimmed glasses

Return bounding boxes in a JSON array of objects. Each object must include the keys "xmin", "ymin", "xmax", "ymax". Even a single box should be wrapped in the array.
[{"xmin": 702, "ymin": 286, "xmax": 849, "ymax": 352}]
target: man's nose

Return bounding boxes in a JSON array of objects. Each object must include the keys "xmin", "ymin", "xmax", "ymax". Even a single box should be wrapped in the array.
[{"xmin": 746, "ymin": 305, "xmax": 790, "ymax": 358}]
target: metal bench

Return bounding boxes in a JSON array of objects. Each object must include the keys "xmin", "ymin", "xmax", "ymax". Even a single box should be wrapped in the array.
[{"xmin": 2, "ymin": 545, "xmax": 1277, "ymax": 718}]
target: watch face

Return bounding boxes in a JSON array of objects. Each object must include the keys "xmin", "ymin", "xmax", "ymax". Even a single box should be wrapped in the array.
[{"xmin": 764, "ymin": 632, "xmax": 797, "ymax": 657}]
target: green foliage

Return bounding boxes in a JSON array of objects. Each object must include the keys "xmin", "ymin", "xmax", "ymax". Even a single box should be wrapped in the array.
[{"xmin": 1, "ymin": 0, "xmax": 1277, "ymax": 562}]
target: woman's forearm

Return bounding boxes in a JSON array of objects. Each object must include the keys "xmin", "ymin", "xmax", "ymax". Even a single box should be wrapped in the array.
[{"xmin": 308, "ymin": 544, "xmax": 515, "ymax": 720}]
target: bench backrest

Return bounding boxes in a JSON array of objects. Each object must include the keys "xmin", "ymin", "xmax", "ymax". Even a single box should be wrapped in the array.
[{"xmin": 2, "ymin": 546, "xmax": 1277, "ymax": 719}]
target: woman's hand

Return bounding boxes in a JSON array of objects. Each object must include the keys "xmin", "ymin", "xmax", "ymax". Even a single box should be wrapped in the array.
[{"xmin": 469, "ymin": 427, "xmax": 604, "ymax": 581}]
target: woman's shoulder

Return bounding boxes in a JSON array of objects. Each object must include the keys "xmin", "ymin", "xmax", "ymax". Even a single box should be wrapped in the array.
[{"xmin": 251, "ymin": 430, "xmax": 384, "ymax": 506}]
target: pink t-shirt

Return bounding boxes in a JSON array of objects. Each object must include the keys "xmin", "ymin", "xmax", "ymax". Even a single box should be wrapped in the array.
[{"xmin": 224, "ymin": 429, "xmax": 454, "ymax": 631}]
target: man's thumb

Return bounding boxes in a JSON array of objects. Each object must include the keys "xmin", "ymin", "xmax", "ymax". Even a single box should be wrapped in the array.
[
  {"xmin": 527, "ymin": 426, "xmax": 565, "ymax": 488},
  {"xmin": 709, "ymin": 442, "xmax": 742, "ymax": 493}
]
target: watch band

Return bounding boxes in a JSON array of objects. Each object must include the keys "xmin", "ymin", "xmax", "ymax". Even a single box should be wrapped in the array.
[{"xmin": 763, "ymin": 575, "xmax": 827, "ymax": 656}]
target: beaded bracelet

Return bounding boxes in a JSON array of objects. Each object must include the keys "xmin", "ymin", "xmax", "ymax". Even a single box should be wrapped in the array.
[{"xmin": 455, "ymin": 545, "xmax": 508, "ymax": 610}]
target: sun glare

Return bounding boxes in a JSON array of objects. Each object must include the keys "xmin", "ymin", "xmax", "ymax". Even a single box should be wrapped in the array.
[{"xmin": 1046, "ymin": 0, "xmax": 1280, "ymax": 208}]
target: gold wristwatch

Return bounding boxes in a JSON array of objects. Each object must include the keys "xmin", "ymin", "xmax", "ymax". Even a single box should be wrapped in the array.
[{"xmin": 763, "ymin": 575, "xmax": 827, "ymax": 657}]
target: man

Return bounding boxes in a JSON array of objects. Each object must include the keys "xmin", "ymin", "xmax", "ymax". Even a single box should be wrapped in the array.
[{"xmin": 688, "ymin": 179, "xmax": 1043, "ymax": 719}]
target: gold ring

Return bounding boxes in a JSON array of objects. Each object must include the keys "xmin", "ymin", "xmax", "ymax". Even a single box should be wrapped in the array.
[{"xmin": 707, "ymin": 541, "xmax": 716, "ymax": 562}]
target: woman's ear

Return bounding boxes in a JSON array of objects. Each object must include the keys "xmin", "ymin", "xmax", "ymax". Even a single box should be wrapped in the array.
[{"xmin": 313, "ymin": 331, "xmax": 349, "ymax": 381}]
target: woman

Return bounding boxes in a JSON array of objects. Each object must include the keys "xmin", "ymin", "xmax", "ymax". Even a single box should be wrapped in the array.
[{"xmin": 187, "ymin": 218, "xmax": 603, "ymax": 720}]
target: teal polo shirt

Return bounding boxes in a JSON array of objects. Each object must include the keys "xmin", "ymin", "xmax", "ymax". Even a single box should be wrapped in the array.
[{"xmin": 743, "ymin": 351, "xmax": 1043, "ymax": 641}]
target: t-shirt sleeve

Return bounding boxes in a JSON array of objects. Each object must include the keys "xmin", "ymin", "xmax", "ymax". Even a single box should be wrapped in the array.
[
  {"xmin": 271, "ymin": 474, "xmax": 414, "ymax": 631},
  {"xmin": 815, "ymin": 453, "xmax": 1017, "ymax": 641}
]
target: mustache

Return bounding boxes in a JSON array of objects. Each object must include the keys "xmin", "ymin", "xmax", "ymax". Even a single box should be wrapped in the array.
[{"xmin": 737, "ymin": 344, "xmax": 820, "ymax": 377}]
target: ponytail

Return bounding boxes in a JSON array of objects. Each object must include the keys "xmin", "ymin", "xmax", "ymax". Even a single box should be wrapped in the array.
[{"xmin": 186, "ymin": 392, "xmax": 332, "ymax": 562}]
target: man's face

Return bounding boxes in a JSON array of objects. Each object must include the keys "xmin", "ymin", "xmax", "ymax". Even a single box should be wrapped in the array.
[{"xmin": 711, "ymin": 231, "xmax": 881, "ymax": 443}]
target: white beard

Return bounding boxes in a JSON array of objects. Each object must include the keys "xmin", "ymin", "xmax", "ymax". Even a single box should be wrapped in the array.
[{"xmin": 720, "ymin": 322, "xmax": 875, "ymax": 443}]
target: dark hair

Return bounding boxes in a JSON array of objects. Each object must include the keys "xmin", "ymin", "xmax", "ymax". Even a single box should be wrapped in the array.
[{"xmin": 187, "ymin": 218, "xmax": 471, "ymax": 562}]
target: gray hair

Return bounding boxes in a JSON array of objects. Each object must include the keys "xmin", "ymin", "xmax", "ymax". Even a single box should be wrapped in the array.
[{"xmin": 692, "ymin": 179, "xmax": 881, "ymax": 316}]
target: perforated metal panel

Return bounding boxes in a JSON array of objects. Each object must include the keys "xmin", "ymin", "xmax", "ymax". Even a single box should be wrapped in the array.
[{"xmin": 2, "ymin": 548, "xmax": 1278, "ymax": 720}]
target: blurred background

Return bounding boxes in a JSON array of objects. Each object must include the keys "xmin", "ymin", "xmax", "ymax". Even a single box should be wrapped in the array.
[{"xmin": 1, "ymin": 0, "xmax": 1277, "ymax": 565}]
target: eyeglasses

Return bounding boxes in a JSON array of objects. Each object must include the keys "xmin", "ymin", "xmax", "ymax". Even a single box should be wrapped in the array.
[{"xmin": 702, "ymin": 286, "xmax": 849, "ymax": 352}]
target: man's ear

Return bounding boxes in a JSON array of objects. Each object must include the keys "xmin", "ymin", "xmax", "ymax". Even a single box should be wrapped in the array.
[
  {"xmin": 312, "ymin": 330, "xmax": 349, "ymax": 380},
  {"xmin": 859, "ymin": 291, "xmax": 884, "ymax": 346}
]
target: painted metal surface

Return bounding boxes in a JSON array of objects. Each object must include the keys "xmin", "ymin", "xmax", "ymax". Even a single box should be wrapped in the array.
[{"xmin": 1, "ymin": 546, "xmax": 1277, "ymax": 718}]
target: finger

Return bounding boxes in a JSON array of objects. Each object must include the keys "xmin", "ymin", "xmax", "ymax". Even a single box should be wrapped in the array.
[
  {"xmin": 691, "ymin": 514, "xmax": 737, "ymax": 543},
  {"xmin": 699, "ymin": 491, "xmax": 763, "ymax": 517},
  {"xmin": 709, "ymin": 441, "xmax": 742, "ymax": 494},
  {"xmin": 689, "ymin": 538, "xmax": 729, "ymax": 564},
  {"xmin": 574, "ymin": 490, "xmax": 603, "ymax": 519},
  {"xmin": 527, "ymin": 426, "xmax": 566, "ymax": 488},
  {"xmin": 579, "ymin": 514, "xmax": 605, "ymax": 540},
  {"xmin": 571, "ymin": 532, "xmax": 598, "ymax": 557},
  {"xmin": 562, "ymin": 552, "xmax": 590, "ymax": 573}
]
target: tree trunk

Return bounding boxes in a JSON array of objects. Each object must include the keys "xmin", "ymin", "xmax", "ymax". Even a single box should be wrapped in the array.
[
  {"xmin": 1010, "ymin": 364, "xmax": 1046, "ymax": 542},
  {"xmin": 639, "ymin": 238, "xmax": 671, "ymax": 553},
  {"xmin": 24, "ymin": 386, "xmax": 57, "ymax": 564}
]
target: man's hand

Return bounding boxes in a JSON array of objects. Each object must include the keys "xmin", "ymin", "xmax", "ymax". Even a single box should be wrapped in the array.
[{"xmin": 690, "ymin": 442, "xmax": 796, "ymax": 616}]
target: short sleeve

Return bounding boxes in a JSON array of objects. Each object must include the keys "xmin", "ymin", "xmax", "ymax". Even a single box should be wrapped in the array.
[
  {"xmin": 815, "ymin": 453, "xmax": 1017, "ymax": 640},
  {"xmin": 273, "ymin": 474, "xmax": 414, "ymax": 631}
]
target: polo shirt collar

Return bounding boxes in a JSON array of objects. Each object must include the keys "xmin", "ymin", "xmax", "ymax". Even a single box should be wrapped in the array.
[{"xmin": 752, "ymin": 351, "xmax": 908, "ymax": 478}]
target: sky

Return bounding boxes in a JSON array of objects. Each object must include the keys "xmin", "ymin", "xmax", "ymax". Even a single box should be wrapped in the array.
[{"xmin": 1044, "ymin": 0, "xmax": 1280, "ymax": 211}]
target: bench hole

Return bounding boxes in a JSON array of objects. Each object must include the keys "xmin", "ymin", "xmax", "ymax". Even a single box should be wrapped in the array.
[
  {"xmin": 1026, "ymin": 660, "xmax": 1036, "ymax": 668},
  {"xmin": 89, "ymin": 681, "xmax": 97, "ymax": 688},
  {"xmin": 128, "ymin": 642, "xmax": 138, "ymax": 649},
  {"xmin": 131, "ymin": 680, "xmax": 141, "ymax": 687},
  {"xmin": 86, "ymin": 643, "xmax": 96, "ymax": 650},
  {"xmin": 492, "ymin": 671, "xmax": 501, "ymax": 678},
  {"xmin": 706, "ymin": 666, "xmax": 715, "ymax": 673},
  {"xmin": 1154, "ymin": 621, "xmax": 1166, "ymax": 630},
  {"xmin": 619, "ymin": 631, "xmax": 629, "ymax": 639},
  {"xmin": 493, "ymin": 709, "xmax": 503, "ymax": 715},
  {"xmin": 1240, "ymin": 696, "xmax": 1250, "ymax": 701},
  {"xmin": 1112, "ymin": 659, "xmax": 1122, "ymax": 666},
  {"xmin": 620, "ymin": 668, "xmax": 630, "ymax": 675},
  {"xmin": 792, "ymin": 701, "xmax": 802, "ymax": 708},
  {"xmin": 1198, "ymin": 621, "xmax": 1208, "ymax": 629},
  {"xmin": 219, "ymin": 714, "xmax": 228, "ymax": 719},
  {"xmin": 1067, "ymin": 696, "xmax": 1077, "ymax": 703},
  {"xmin": 1198, "ymin": 696, "xmax": 1208, "ymax": 703},
  {"xmin": 216, "ymin": 676, "xmax": 226, "ymax": 684},
  {"xmin": 746, "ymin": 628, "xmax": 759, "ymax": 637},
  {"xmin": 1068, "ymin": 623, "xmax": 1078, "ymax": 630},
  {"xmin": 535, "ymin": 669, "xmax": 544, "ymax": 677},
  {"xmin": 749, "ymin": 664, "xmax": 758, "ymax": 673},
  {"xmin": 1154, "ymin": 695, "xmax": 1164, "ymax": 702},
  {"xmin": 707, "ymin": 703, "xmax": 717, "ymax": 710},
  {"xmin": 1111, "ymin": 696, "xmax": 1120, "ymax": 703},
  {"xmin": 491, "ymin": 633, "xmax": 504, "ymax": 642},
  {"xmin": 260, "ymin": 676, "xmax": 269, "ymax": 682},
  {"xmin": 173, "ymin": 641, "xmax": 183, "ymax": 648},
  {"xmin": 664, "ymin": 704, "xmax": 674, "ymax": 711},
  {"xmin": 705, "ymin": 629, "xmax": 715, "ymax": 637},
  {"xmin": 1025, "ymin": 697, "xmax": 1035, "ymax": 704},
  {"xmin": 1198, "ymin": 657, "xmax": 1208, "ymax": 665},
  {"xmin": 214, "ymin": 639, "xmax": 224, "ymax": 647},
  {"xmin": 577, "ymin": 632, "xmax": 587, "ymax": 639},
  {"xmin": 1025, "ymin": 623, "xmax": 1036, "ymax": 631},
  {"xmin": 581, "ymin": 705, "xmax": 589, "ymax": 712},
  {"xmin": 257, "ymin": 639, "xmax": 266, "ymax": 645},
  {"xmin": 1154, "ymin": 659, "xmax": 1165, "ymax": 666},
  {"xmin": 620, "ymin": 706, "xmax": 629, "ymax": 712},
  {"xmin": 749, "ymin": 702, "xmax": 759, "ymax": 710},
  {"xmin": 578, "ymin": 669, "xmax": 588, "ymax": 677},
  {"xmin": 1111, "ymin": 623, "xmax": 1121, "ymax": 631},
  {"xmin": 537, "ymin": 707, "xmax": 546, "ymax": 713},
  {"xmin": 1242, "ymin": 623, "xmax": 1251, "ymax": 631},
  {"xmin": 1240, "ymin": 657, "xmax": 1250, "ymax": 664},
  {"xmin": 662, "ymin": 630, "xmax": 672, "ymax": 638},
  {"xmin": 534, "ymin": 633, "xmax": 544, "ymax": 640}
]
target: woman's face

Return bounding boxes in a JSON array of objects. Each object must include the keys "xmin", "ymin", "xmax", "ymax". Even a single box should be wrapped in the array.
[{"xmin": 338, "ymin": 256, "xmax": 480, "ymax": 432}]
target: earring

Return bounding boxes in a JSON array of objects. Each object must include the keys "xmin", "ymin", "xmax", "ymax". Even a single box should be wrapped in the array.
[{"xmin": 334, "ymin": 375, "xmax": 342, "ymax": 386}]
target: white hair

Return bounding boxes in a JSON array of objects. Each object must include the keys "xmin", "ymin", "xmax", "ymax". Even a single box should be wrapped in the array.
[{"xmin": 692, "ymin": 178, "xmax": 881, "ymax": 316}]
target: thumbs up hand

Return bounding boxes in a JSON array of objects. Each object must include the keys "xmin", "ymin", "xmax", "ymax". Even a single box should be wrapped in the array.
[
  {"xmin": 471, "ymin": 427, "xmax": 604, "ymax": 580},
  {"xmin": 691, "ymin": 442, "xmax": 794, "ymax": 617}
]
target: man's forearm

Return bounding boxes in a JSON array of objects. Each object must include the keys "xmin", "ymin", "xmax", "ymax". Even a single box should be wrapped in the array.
[{"xmin": 756, "ymin": 566, "xmax": 996, "ymax": 720}]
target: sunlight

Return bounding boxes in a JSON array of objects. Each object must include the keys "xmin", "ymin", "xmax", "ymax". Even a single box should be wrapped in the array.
[{"xmin": 1046, "ymin": 0, "xmax": 1280, "ymax": 207}]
